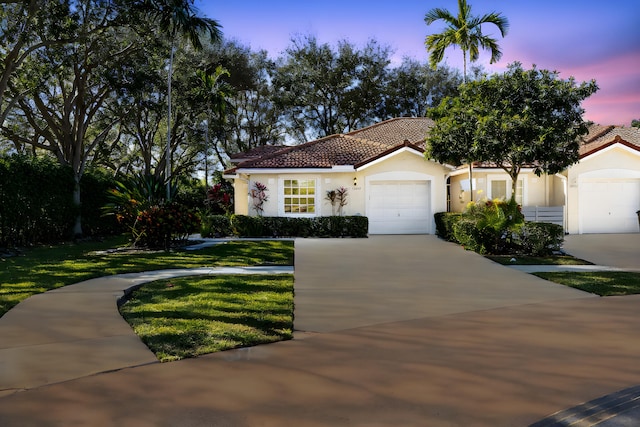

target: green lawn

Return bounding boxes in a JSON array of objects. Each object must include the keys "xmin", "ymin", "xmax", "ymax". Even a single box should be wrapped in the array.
[
  {"xmin": 486, "ymin": 255, "xmax": 593, "ymax": 265},
  {"xmin": 534, "ymin": 272, "xmax": 640, "ymax": 296},
  {"xmin": 0, "ymin": 237, "xmax": 294, "ymax": 317},
  {"xmin": 119, "ymin": 274, "xmax": 294, "ymax": 362}
]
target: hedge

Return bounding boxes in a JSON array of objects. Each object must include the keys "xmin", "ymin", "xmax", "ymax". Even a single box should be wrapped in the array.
[
  {"xmin": 200, "ymin": 214, "xmax": 368, "ymax": 238},
  {"xmin": 433, "ymin": 210, "xmax": 564, "ymax": 256},
  {"xmin": 0, "ymin": 155, "xmax": 119, "ymax": 247},
  {"xmin": 434, "ymin": 212, "xmax": 461, "ymax": 242}
]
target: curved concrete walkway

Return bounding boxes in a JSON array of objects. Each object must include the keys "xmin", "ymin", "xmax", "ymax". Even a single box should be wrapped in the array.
[
  {"xmin": 0, "ymin": 266, "xmax": 293, "ymax": 395},
  {"xmin": 0, "ymin": 235, "xmax": 639, "ymax": 426}
]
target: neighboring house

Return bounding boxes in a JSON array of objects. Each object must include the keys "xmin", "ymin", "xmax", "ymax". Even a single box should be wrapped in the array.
[{"xmin": 225, "ymin": 118, "xmax": 640, "ymax": 234}]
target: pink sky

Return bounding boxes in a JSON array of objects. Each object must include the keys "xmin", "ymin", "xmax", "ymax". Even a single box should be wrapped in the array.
[{"xmin": 197, "ymin": 0, "xmax": 640, "ymax": 126}]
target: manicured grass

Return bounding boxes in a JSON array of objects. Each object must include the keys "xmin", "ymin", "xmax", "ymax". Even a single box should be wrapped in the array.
[
  {"xmin": 119, "ymin": 274, "xmax": 294, "ymax": 362},
  {"xmin": 0, "ymin": 237, "xmax": 294, "ymax": 317},
  {"xmin": 534, "ymin": 272, "xmax": 640, "ymax": 296},
  {"xmin": 487, "ymin": 255, "xmax": 593, "ymax": 265}
]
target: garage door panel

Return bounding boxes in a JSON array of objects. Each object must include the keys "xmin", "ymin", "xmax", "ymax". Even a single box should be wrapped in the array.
[
  {"xmin": 580, "ymin": 179, "xmax": 640, "ymax": 233},
  {"xmin": 368, "ymin": 181, "xmax": 431, "ymax": 234}
]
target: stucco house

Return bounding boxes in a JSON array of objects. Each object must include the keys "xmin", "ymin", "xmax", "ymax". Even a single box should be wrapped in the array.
[{"xmin": 225, "ymin": 118, "xmax": 640, "ymax": 235}]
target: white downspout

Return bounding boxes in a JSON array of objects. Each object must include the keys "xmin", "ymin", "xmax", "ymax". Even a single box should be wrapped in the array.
[{"xmin": 555, "ymin": 173, "xmax": 568, "ymax": 233}]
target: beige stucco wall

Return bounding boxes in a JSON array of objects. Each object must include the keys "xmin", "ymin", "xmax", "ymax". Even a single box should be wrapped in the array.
[
  {"xmin": 231, "ymin": 176, "xmax": 250, "ymax": 215},
  {"xmin": 360, "ymin": 150, "xmax": 450, "ymax": 219},
  {"xmin": 242, "ymin": 172, "xmax": 359, "ymax": 217},
  {"xmin": 449, "ymin": 170, "xmax": 564, "ymax": 212},
  {"xmin": 234, "ymin": 150, "xmax": 450, "ymax": 232},
  {"xmin": 565, "ymin": 145, "xmax": 640, "ymax": 234}
]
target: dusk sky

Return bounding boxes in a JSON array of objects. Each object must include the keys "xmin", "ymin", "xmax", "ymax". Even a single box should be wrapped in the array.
[{"xmin": 196, "ymin": 0, "xmax": 640, "ymax": 126}]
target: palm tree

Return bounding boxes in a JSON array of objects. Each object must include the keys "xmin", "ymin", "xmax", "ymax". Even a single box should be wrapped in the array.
[
  {"xmin": 194, "ymin": 66, "xmax": 233, "ymax": 186},
  {"xmin": 424, "ymin": 0, "xmax": 509, "ymax": 83},
  {"xmin": 424, "ymin": 0, "xmax": 508, "ymax": 201},
  {"xmin": 138, "ymin": 0, "xmax": 222, "ymax": 199}
]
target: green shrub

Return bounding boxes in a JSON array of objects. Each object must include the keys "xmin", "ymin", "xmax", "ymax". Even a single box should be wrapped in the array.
[
  {"xmin": 229, "ymin": 215, "xmax": 368, "ymax": 238},
  {"xmin": 174, "ymin": 177, "xmax": 208, "ymax": 211},
  {"xmin": 452, "ymin": 199, "xmax": 524, "ymax": 254},
  {"xmin": 434, "ymin": 212, "xmax": 461, "ymax": 242},
  {"xmin": 133, "ymin": 203, "xmax": 200, "ymax": 249},
  {"xmin": 517, "ymin": 222, "xmax": 564, "ymax": 256},
  {"xmin": 200, "ymin": 214, "xmax": 232, "ymax": 238}
]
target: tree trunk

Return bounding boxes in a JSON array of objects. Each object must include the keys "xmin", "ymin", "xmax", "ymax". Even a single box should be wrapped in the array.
[
  {"xmin": 72, "ymin": 174, "xmax": 83, "ymax": 237},
  {"xmin": 166, "ymin": 41, "xmax": 175, "ymax": 200},
  {"xmin": 468, "ymin": 162, "xmax": 474, "ymax": 202}
]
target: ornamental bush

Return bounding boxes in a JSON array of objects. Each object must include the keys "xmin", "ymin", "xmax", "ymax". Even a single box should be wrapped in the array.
[
  {"xmin": 439, "ymin": 199, "xmax": 564, "ymax": 255},
  {"xmin": 516, "ymin": 222, "xmax": 564, "ymax": 256},
  {"xmin": 453, "ymin": 199, "xmax": 524, "ymax": 254},
  {"xmin": 133, "ymin": 203, "xmax": 200, "ymax": 249}
]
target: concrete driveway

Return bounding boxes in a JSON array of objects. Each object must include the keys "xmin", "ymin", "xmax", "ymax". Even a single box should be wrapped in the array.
[
  {"xmin": 1, "ymin": 236, "xmax": 639, "ymax": 426},
  {"xmin": 294, "ymin": 235, "xmax": 590, "ymax": 332},
  {"xmin": 563, "ymin": 233, "xmax": 639, "ymax": 271}
]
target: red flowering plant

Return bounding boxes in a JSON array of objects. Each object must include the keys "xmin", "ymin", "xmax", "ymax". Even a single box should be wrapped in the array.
[
  {"xmin": 250, "ymin": 182, "xmax": 269, "ymax": 216},
  {"xmin": 206, "ymin": 182, "xmax": 234, "ymax": 215},
  {"xmin": 133, "ymin": 202, "xmax": 200, "ymax": 249}
]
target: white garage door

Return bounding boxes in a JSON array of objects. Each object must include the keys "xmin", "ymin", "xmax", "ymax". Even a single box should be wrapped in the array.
[
  {"xmin": 580, "ymin": 179, "xmax": 640, "ymax": 233},
  {"xmin": 368, "ymin": 181, "xmax": 431, "ymax": 234}
]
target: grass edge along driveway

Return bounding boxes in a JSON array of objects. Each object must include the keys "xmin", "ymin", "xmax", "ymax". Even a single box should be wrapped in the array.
[
  {"xmin": 119, "ymin": 273, "xmax": 294, "ymax": 362},
  {"xmin": 0, "ymin": 237, "xmax": 293, "ymax": 317},
  {"xmin": 1, "ymin": 237, "xmax": 295, "ymax": 362}
]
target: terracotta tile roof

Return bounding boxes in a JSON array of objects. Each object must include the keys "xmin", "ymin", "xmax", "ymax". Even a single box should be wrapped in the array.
[
  {"xmin": 229, "ymin": 145, "xmax": 287, "ymax": 163},
  {"xmin": 347, "ymin": 117, "xmax": 435, "ymax": 149},
  {"xmin": 580, "ymin": 124, "xmax": 640, "ymax": 157},
  {"xmin": 234, "ymin": 118, "xmax": 434, "ymax": 170}
]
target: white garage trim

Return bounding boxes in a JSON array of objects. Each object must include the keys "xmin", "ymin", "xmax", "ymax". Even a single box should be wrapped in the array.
[
  {"xmin": 366, "ymin": 172, "xmax": 435, "ymax": 235},
  {"xmin": 578, "ymin": 169, "xmax": 640, "ymax": 234}
]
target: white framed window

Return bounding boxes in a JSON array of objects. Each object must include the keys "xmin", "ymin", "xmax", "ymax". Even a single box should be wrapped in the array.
[
  {"xmin": 281, "ymin": 178, "xmax": 317, "ymax": 216},
  {"xmin": 487, "ymin": 175, "xmax": 525, "ymax": 205}
]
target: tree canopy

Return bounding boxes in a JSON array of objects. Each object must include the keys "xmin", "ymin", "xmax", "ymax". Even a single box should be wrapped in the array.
[{"xmin": 426, "ymin": 62, "xmax": 599, "ymax": 199}]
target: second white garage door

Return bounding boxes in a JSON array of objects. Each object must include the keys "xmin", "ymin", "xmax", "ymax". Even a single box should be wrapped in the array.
[
  {"xmin": 368, "ymin": 181, "xmax": 431, "ymax": 234},
  {"xmin": 580, "ymin": 178, "xmax": 640, "ymax": 233}
]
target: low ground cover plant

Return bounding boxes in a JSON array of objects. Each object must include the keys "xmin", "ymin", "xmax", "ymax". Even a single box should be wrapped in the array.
[{"xmin": 119, "ymin": 274, "xmax": 294, "ymax": 362}]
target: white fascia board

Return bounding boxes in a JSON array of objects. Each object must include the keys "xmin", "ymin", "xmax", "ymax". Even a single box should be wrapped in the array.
[
  {"xmin": 234, "ymin": 167, "xmax": 353, "ymax": 175},
  {"xmin": 356, "ymin": 147, "xmax": 424, "ymax": 171},
  {"xmin": 581, "ymin": 143, "xmax": 640, "ymax": 161}
]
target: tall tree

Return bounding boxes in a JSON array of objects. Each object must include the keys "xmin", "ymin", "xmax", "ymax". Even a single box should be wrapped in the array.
[
  {"xmin": 426, "ymin": 63, "xmax": 598, "ymax": 201},
  {"xmin": 424, "ymin": 0, "xmax": 509, "ymax": 82},
  {"xmin": 2, "ymin": 0, "xmax": 138, "ymax": 236},
  {"xmin": 0, "ymin": 1, "xmax": 73, "ymax": 125},
  {"xmin": 191, "ymin": 66, "xmax": 233, "ymax": 182},
  {"xmin": 273, "ymin": 36, "xmax": 391, "ymax": 141},
  {"xmin": 382, "ymin": 59, "xmax": 462, "ymax": 118},
  {"xmin": 135, "ymin": 0, "xmax": 222, "ymax": 199}
]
